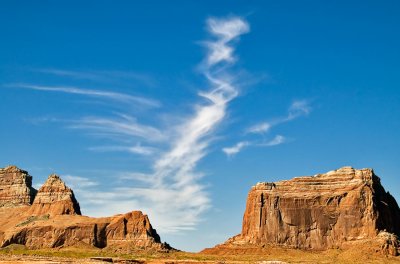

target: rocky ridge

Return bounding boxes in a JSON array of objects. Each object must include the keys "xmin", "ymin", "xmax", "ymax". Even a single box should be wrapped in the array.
[
  {"xmin": 0, "ymin": 166, "xmax": 169, "ymax": 252},
  {"xmin": 203, "ymin": 167, "xmax": 400, "ymax": 256}
]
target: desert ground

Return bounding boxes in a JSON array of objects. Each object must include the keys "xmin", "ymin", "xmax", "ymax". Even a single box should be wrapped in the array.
[{"xmin": 0, "ymin": 244, "xmax": 399, "ymax": 264}]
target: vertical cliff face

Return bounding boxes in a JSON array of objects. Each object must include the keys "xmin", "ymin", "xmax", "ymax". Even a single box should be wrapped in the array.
[
  {"xmin": 0, "ymin": 166, "xmax": 37, "ymax": 208},
  {"xmin": 239, "ymin": 167, "xmax": 400, "ymax": 250},
  {"xmin": 29, "ymin": 174, "xmax": 81, "ymax": 216}
]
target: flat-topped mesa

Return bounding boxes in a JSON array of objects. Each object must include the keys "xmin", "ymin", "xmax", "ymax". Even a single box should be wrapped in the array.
[
  {"xmin": 0, "ymin": 165, "xmax": 37, "ymax": 208},
  {"xmin": 223, "ymin": 167, "xmax": 400, "ymax": 255},
  {"xmin": 29, "ymin": 174, "xmax": 81, "ymax": 216}
]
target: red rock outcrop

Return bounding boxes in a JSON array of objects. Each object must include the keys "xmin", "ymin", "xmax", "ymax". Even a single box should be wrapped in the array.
[
  {"xmin": 106, "ymin": 211, "xmax": 161, "ymax": 248},
  {"xmin": 29, "ymin": 174, "xmax": 81, "ymax": 216},
  {"xmin": 0, "ymin": 166, "xmax": 36, "ymax": 208},
  {"xmin": 204, "ymin": 167, "xmax": 400, "ymax": 256},
  {"xmin": 0, "ymin": 166, "xmax": 170, "ymax": 252},
  {"xmin": 0, "ymin": 210, "xmax": 166, "ymax": 251}
]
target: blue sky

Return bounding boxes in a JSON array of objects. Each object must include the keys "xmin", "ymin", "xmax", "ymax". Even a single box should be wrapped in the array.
[{"xmin": 1, "ymin": 0, "xmax": 400, "ymax": 252}]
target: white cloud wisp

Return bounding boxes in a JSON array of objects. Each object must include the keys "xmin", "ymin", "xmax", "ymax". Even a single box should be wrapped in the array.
[
  {"xmin": 70, "ymin": 115, "xmax": 166, "ymax": 143},
  {"xmin": 10, "ymin": 83, "xmax": 160, "ymax": 108},
  {"xmin": 247, "ymin": 122, "xmax": 271, "ymax": 134},
  {"xmin": 222, "ymin": 141, "xmax": 249, "ymax": 157},
  {"xmin": 223, "ymin": 100, "xmax": 311, "ymax": 156},
  {"xmin": 124, "ymin": 17, "xmax": 250, "ymax": 232},
  {"xmin": 34, "ymin": 69, "xmax": 156, "ymax": 87},
  {"xmin": 88, "ymin": 144, "xmax": 156, "ymax": 156},
  {"xmin": 72, "ymin": 16, "xmax": 251, "ymax": 233},
  {"xmin": 13, "ymin": 16, "xmax": 250, "ymax": 234},
  {"xmin": 249, "ymin": 100, "xmax": 312, "ymax": 134},
  {"xmin": 259, "ymin": 135, "xmax": 286, "ymax": 146},
  {"xmin": 206, "ymin": 17, "xmax": 250, "ymax": 66},
  {"xmin": 222, "ymin": 135, "xmax": 286, "ymax": 158}
]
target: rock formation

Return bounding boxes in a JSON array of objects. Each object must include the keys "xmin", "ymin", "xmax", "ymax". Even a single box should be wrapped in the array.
[
  {"xmin": 0, "ymin": 210, "xmax": 165, "ymax": 251},
  {"xmin": 0, "ymin": 166, "xmax": 36, "ymax": 207},
  {"xmin": 203, "ymin": 167, "xmax": 400, "ymax": 256},
  {"xmin": 29, "ymin": 174, "xmax": 81, "ymax": 216},
  {"xmin": 0, "ymin": 166, "xmax": 170, "ymax": 252}
]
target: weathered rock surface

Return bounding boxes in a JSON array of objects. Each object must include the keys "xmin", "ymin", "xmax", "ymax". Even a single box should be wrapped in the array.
[
  {"xmin": 0, "ymin": 166, "xmax": 170, "ymax": 252},
  {"xmin": 106, "ymin": 211, "xmax": 161, "ymax": 248},
  {"xmin": 29, "ymin": 174, "xmax": 81, "ymax": 216},
  {"xmin": 0, "ymin": 210, "xmax": 166, "ymax": 251},
  {"xmin": 0, "ymin": 166, "xmax": 36, "ymax": 208},
  {"xmin": 204, "ymin": 167, "xmax": 400, "ymax": 256}
]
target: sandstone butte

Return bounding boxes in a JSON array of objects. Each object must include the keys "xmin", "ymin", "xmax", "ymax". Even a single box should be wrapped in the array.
[
  {"xmin": 0, "ymin": 165, "xmax": 170, "ymax": 252},
  {"xmin": 203, "ymin": 166, "xmax": 400, "ymax": 256}
]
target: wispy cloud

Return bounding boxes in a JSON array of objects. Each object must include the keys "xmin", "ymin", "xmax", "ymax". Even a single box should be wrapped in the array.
[
  {"xmin": 222, "ymin": 141, "xmax": 249, "ymax": 157},
  {"xmin": 222, "ymin": 135, "xmax": 286, "ymax": 157},
  {"xmin": 75, "ymin": 16, "xmax": 250, "ymax": 233},
  {"xmin": 34, "ymin": 68, "xmax": 156, "ymax": 87},
  {"xmin": 259, "ymin": 135, "xmax": 286, "ymax": 146},
  {"xmin": 247, "ymin": 122, "xmax": 271, "ymax": 134},
  {"xmin": 248, "ymin": 100, "xmax": 312, "ymax": 133},
  {"xmin": 205, "ymin": 17, "xmax": 250, "ymax": 66},
  {"xmin": 23, "ymin": 116, "xmax": 61, "ymax": 125},
  {"xmin": 16, "ymin": 16, "xmax": 251, "ymax": 233},
  {"xmin": 287, "ymin": 99, "xmax": 311, "ymax": 120},
  {"xmin": 118, "ymin": 172, "xmax": 155, "ymax": 183},
  {"xmin": 8, "ymin": 83, "xmax": 160, "ymax": 108},
  {"xmin": 69, "ymin": 115, "xmax": 166, "ymax": 143},
  {"xmin": 88, "ymin": 143, "xmax": 156, "ymax": 156},
  {"xmin": 133, "ymin": 16, "xmax": 250, "ymax": 231},
  {"xmin": 222, "ymin": 100, "xmax": 311, "ymax": 157},
  {"xmin": 63, "ymin": 175, "xmax": 99, "ymax": 189}
]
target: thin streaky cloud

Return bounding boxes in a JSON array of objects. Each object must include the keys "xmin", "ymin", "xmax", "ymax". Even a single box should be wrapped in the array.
[
  {"xmin": 24, "ymin": 115, "xmax": 164, "ymax": 146},
  {"xmin": 34, "ymin": 68, "xmax": 157, "ymax": 87},
  {"xmin": 83, "ymin": 16, "xmax": 250, "ymax": 232},
  {"xmin": 222, "ymin": 135, "xmax": 286, "ymax": 157},
  {"xmin": 247, "ymin": 122, "xmax": 271, "ymax": 134},
  {"xmin": 8, "ymin": 83, "xmax": 160, "ymax": 108},
  {"xmin": 118, "ymin": 172, "xmax": 155, "ymax": 183},
  {"xmin": 23, "ymin": 116, "xmax": 61, "ymax": 125},
  {"xmin": 227, "ymin": 100, "xmax": 310, "ymax": 157},
  {"xmin": 70, "ymin": 116, "xmax": 166, "ymax": 143},
  {"xmin": 62, "ymin": 175, "xmax": 99, "ymax": 190},
  {"xmin": 21, "ymin": 16, "xmax": 251, "ymax": 233},
  {"xmin": 247, "ymin": 100, "xmax": 312, "ymax": 134},
  {"xmin": 89, "ymin": 144, "xmax": 156, "ymax": 156},
  {"xmin": 287, "ymin": 99, "xmax": 312, "ymax": 121},
  {"xmin": 259, "ymin": 135, "xmax": 286, "ymax": 146},
  {"xmin": 222, "ymin": 141, "xmax": 249, "ymax": 157},
  {"xmin": 35, "ymin": 69, "xmax": 106, "ymax": 81}
]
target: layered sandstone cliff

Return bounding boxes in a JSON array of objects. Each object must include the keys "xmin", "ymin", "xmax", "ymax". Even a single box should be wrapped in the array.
[
  {"xmin": 0, "ymin": 166, "xmax": 36, "ymax": 207},
  {"xmin": 0, "ymin": 210, "xmax": 165, "ymax": 250},
  {"xmin": 29, "ymin": 174, "xmax": 81, "ymax": 216},
  {"xmin": 0, "ymin": 166, "xmax": 169, "ymax": 251},
  {"xmin": 204, "ymin": 167, "xmax": 400, "ymax": 255}
]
